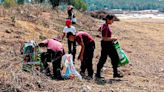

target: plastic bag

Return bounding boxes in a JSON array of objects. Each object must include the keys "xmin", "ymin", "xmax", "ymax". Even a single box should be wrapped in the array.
[
  {"xmin": 61, "ymin": 54, "xmax": 82, "ymax": 80},
  {"xmin": 72, "ymin": 17, "xmax": 77, "ymax": 24},
  {"xmin": 113, "ymin": 40, "xmax": 129, "ymax": 66}
]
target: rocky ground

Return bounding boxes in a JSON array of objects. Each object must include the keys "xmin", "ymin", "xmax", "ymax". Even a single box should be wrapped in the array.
[{"xmin": 0, "ymin": 5, "xmax": 164, "ymax": 92}]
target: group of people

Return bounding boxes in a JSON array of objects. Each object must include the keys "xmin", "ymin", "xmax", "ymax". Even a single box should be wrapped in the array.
[{"xmin": 38, "ymin": 6, "xmax": 123, "ymax": 80}]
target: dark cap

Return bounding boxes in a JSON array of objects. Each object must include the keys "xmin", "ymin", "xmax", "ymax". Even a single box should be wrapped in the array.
[
  {"xmin": 103, "ymin": 14, "xmax": 115, "ymax": 20},
  {"xmin": 67, "ymin": 32, "xmax": 75, "ymax": 38}
]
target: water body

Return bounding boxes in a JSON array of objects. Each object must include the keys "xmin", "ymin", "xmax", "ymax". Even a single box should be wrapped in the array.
[{"xmin": 116, "ymin": 13, "xmax": 164, "ymax": 19}]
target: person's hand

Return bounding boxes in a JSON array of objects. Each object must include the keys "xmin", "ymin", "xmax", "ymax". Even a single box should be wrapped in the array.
[
  {"xmin": 59, "ymin": 36, "xmax": 63, "ymax": 41},
  {"xmin": 38, "ymin": 43, "xmax": 45, "ymax": 47},
  {"xmin": 78, "ymin": 55, "xmax": 83, "ymax": 62},
  {"xmin": 96, "ymin": 34, "xmax": 101, "ymax": 38},
  {"xmin": 79, "ymin": 56, "xmax": 83, "ymax": 62},
  {"xmin": 112, "ymin": 37, "xmax": 118, "ymax": 41}
]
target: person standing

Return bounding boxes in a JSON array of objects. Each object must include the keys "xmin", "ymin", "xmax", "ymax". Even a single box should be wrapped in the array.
[
  {"xmin": 62, "ymin": 19, "xmax": 76, "ymax": 62},
  {"xmin": 95, "ymin": 15, "xmax": 123, "ymax": 78},
  {"xmin": 39, "ymin": 38, "xmax": 65, "ymax": 80},
  {"xmin": 67, "ymin": 5, "xmax": 76, "ymax": 24},
  {"xmin": 67, "ymin": 32, "xmax": 95, "ymax": 79}
]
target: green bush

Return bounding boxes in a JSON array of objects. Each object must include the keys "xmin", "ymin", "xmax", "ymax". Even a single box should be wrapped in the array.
[
  {"xmin": 3, "ymin": 0, "xmax": 16, "ymax": 8},
  {"xmin": 69, "ymin": 0, "xmax": 88, "ymax": 11}
]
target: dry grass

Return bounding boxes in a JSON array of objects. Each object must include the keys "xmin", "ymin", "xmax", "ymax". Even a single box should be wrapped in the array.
[{"xmin": 0, "ymin": 5, "xmax": 164, "ymax": 92}]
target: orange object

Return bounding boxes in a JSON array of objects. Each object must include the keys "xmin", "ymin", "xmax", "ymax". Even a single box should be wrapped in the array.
[{"xmin": 69, "ymin": 74, "xmax": 75, "ymax": 79}]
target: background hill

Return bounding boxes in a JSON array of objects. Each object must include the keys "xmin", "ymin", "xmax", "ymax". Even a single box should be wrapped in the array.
[{"xmin": 85, "ymin": 0, "xmax": 164, "ymax": 11}]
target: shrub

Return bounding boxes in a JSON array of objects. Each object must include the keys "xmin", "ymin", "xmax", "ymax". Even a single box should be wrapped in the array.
[{"xmin": 3, "ymin": 0, "xmax": 16, "ymax": 8}]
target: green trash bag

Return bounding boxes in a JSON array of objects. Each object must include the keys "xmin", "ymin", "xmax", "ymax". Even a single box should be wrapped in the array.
[{"xmin": 113, "ymin": 40, "xmax": 129, "ymax": 66}]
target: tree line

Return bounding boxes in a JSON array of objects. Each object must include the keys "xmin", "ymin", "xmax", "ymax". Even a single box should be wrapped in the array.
[
  {"xmin": 0, "ymin": 0, "xmax": 88, "ymax": 11},
  {"xmin": 1, "ymin": 0, "xmax": 163, "ymax": 11},
  {"xmin": 85, "ymin": 0, "xmax": 164, "ymax": 11}
]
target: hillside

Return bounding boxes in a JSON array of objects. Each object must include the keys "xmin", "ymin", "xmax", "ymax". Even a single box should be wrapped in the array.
[
  {"xmin": 0, "ymin": 5, "xmax": 164, "ymax": 92},
  {"xmin": 85, "ymin": 0, "xmax": 164, "ymax": 11}
]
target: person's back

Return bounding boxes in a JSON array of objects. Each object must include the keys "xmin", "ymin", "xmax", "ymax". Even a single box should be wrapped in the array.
[
  {"xmin": 63, "ymin": 26, "xmax": 76, "ymax": 35},
  {"xmin": 40, "ymin": 39, "xmax": 64, "ymax": 80},
  {"xmin": 67, "ymin": 31, "xmax": 95, "ymax": 79},
  {"xmin": 42, "ymin": 39, "xmax": 63, "ymax": 52},
  {"xmin": 76, "ymin": 32, "xmax": 94, "ymax": 45}
]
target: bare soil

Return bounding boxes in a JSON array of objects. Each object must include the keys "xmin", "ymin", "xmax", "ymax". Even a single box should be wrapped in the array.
[{"xmin": 0, "ymin": 5, "xmax": 164, "ymax": 92}]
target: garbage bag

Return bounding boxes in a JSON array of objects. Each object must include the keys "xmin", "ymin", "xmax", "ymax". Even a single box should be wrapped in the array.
[
  {"xmin": 61, "ymin": 54, "xmax": 82, "ymax": 80},
  {"xmin": 113, "ymin": 40, "xmax": 129, "ymax": 66}
]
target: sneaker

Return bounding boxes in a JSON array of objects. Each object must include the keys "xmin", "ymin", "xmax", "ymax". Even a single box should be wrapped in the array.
[
  {"xmin": 56, "ymin": 77, "xmax": 64, "ymax": 80},
  {"xmin": 113, "ymin": 73, "xmax": 123, "ymax": 78},
  {"xmin": 80, "ymin": 72, "xmax": 85, "ymax": 77},
  {"xmin": 52, "ymin": 76, "xmax": 64, "ymax": 80},
  {"xmin": 45, "ymin": 72, "xmax": 51, "ymax": 77},
  {"xmin": 86, "ymin": 76, "xmax": 93, "ymax": 80},
  {"xmin": 95, "ymin": 73, "xmax": 104, "ymax": 79}
]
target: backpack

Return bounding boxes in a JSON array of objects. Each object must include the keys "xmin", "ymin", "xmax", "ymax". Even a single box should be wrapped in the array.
[{"xmin": 21, "ymin": 40, "xmax": 44, "ymax": 72}]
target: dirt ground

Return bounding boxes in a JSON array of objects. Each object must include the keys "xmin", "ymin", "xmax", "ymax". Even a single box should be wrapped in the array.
[{"xmin": 0, "ymin": 5, "xmax": 164, "ymax": 92}]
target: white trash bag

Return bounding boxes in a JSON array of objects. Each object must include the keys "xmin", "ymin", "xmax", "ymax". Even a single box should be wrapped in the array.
[{"xmin": 61, "ymin": 54, "xmax": 82, "ymax": 80}]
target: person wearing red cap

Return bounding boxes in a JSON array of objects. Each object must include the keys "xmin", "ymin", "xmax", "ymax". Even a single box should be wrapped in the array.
[{"xmin": 62, "ymin": 19, "xmax": 76, "ymax": 62}]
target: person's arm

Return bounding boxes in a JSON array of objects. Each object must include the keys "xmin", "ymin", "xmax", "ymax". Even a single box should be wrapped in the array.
[
  {"xmin": 102, "ymin": 37, "xmax": 117, "ymax": 41},
  {"xmin": 78, "ymin": 42, "xmax": 85, "ymax": 62},
  {"xmin": 97, "ymin": 26, "xmax": 102, "ymax": 38},
  {"xmin": 39, "ymin": 39, "xmax": 48, "ymax": 47},
  {"xmin": 62, "ymin": 32, "xmax": 66, "ymax": 40},
  {"xmin": 77, "ymin": 38, "xmax": 85, "ymax": 61},
  {"xmin": 62, "ymin": 27, "xmax": 67, "ymax": 40},
  {"xmin": 98, "ymin": 26, "xmax": 101, "ymax": 32}
]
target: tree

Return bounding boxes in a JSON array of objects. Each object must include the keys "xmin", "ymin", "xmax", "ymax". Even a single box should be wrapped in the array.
[
  {"xmin": 49, "ymin": 0, "xmax": 59, "ymax": 9},
  {"xmin": 17, "ymin": 0, "xmax": 24, "ymax": 4},
  {"xmin": 68, "ymin": 0, "xmax": 88, "ymax": 11}
]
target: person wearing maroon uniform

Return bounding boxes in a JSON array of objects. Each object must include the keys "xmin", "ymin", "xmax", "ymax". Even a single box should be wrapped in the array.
[
  {"xmin": 67, "ymin": 32, "xmax": 95, "ymax": 79},
  {"xmin": 95, "ymin": 15, "xmax": 123, "ymax": 78}
]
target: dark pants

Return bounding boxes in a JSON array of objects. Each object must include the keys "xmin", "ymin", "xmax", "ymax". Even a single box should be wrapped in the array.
[
  {"xmin": 67, "ymin": 10, "xmax": 72, "ymax": 19},
  {"xmin": 67, "ymin": 39, "xmax": 76, "ymax": 62},
  {"xmin": 81, "ymin": 41, "xmax": 95, "ymax": 77},
  {"xmin": 41, "ymin": 49, "xmax": 64, "ymax": 79},
  {"xmin": 96, "ymin": 41, "xmax": 119, "ymax": 75}
]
